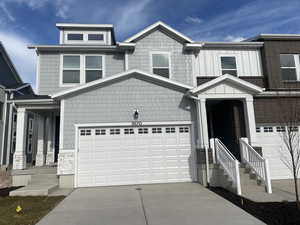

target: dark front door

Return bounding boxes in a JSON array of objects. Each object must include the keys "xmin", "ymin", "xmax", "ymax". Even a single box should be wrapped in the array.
[
  {"xmin": 207, "ymin": 100, "xmax": 246, "ymax": 160},
  {"xmin": 54, "ymin": 116, "xmax": 60, "ymax": 163}
]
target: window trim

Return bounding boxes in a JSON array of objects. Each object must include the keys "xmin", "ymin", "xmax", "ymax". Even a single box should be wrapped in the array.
[
  {"xmin": 219, "ymin": 55, "xmax": 239, "ymax": 77},
  {"xmin": 64, "ymin": 31, "xmax": 106, "ymax": 44},
  {"xmin": 150, "ymin": 51, "xmax": 172, "ymax": 78},
  {"xmin": 60, "ymin": 54, "xmax": 105, "ymax": 87},
  {"xmin": 280, "ymin": 54, "xmax": 300, "ymax": 81}
]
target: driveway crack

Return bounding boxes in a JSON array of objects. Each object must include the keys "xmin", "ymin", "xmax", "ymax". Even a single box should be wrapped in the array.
[{"xmin": 136, "ymin": 187, "xmax": 149, "ymax": 225}]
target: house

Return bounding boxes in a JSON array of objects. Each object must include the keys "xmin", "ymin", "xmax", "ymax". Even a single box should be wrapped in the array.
[
  {"xmin": 6, "ymin": 21, "xmax": 299, "ymax": 195},
  {"xmin": 0, "ymin": 42, "xmax": 34, "ymax": 167}
]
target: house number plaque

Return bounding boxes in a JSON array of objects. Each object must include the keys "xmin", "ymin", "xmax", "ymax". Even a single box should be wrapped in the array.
[{"xmin": 132, "ymin": 121, "xmax": 143, "ymax": 126}]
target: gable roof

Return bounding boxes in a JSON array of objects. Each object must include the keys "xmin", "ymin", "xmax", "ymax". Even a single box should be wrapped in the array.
[
  {"xmin": 52, "ymin": 69, "xmax": 193, "ymax": 99},
  {"xmin": 189, "ymin": 74, "xmax": 264, "ymax": 95},
  {"xmin": 124, "ymin": 21, "xmax": 193, "ymax": 43}
]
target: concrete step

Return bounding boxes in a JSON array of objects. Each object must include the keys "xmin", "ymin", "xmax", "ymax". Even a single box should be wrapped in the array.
[{"xmin": 9, "ymin": 183, "xmax": 58, "ymax": 196}]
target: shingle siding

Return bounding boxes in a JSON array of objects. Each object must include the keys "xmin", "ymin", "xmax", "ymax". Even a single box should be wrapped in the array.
[
  {"xmin": 63, "ymin": 76, "xmax": 195, "ymax": 149},
  {"xmin": 128, "ymin": 29, "xmax": 194, "ymax": 86},
  {"xmin": 38, "ymin": 52, "xmax": 125, "ymax": 95}
]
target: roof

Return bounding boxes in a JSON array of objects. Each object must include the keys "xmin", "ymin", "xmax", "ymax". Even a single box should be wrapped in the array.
[
  {"xmin": 246, "ymin": 34, "xmax": 300, "ymax": 41},
  {"xmin": 11, "ymin": 94, "xmax": 51, "ymax": 101},
  {"xmin": 56, "ymin": 23, "xmax": 113, "ymax": 29},
  {"xmin": 189, "ymin": 74, "xmax": 264, "ymax": 95},
  {"xmin": 0, "ymin": 42, "xmax": 23, "ymax": 84},
  {"xmin": 28, "ymin": 44, "xmax": 135, "ymax": 51},
  {"xmin": 124, "ymin": 21, "xmax": 193, "ymax": 43},
  {"xmin": 184, "ymin": 41, "xmax": 263, "ymax": 50},
  {"xmin": 52, "ymin": 69, "xmax": 193, "ymax": 99}
]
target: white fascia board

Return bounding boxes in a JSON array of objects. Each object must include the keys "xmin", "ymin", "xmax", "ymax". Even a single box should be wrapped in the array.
[
  {"xmin": 124, "ymin": 21, "xmax": 193, "ymax": 43},
  {"xmin": 56, "ymin": 23, "xmax": 113, "ymax": 29},
  {"xmin": 27, "ymin": 45, "xmax": 118, "ymax": 51},
  {"xmin": 246, "ymin": 34, "xmax": 300, "ymax": 41},
  {"xmin": 51, "ymin": 69, "xmax": 193, "ymax": 99},
  {"xmin": 190, "ymin": 74, "xmax": 264, "ymax": 94},
  {"xmin": 7, "ymin": 99, "xmax": 55, "ymax": 104},
  {"xmin": 202, "ymin": 42, "xmax": 264, "ymax": 48}
]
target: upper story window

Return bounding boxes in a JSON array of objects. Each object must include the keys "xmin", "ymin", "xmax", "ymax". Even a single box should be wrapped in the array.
[
  {"xmin": 67, "ymin": 33, "xmax": 84, "ymax": 41},
  {"xmin": 61, "ymin": 54, "xmax": 104, "ymax": 86},
  {"xmin": 220, "ymin": 56, "xmax": 238, "ymax": 76},
  {"xmin": 62, "ymin": 55, "xmax": 81, "ymax": 84},
  {"xmin": 151, "ymin": 52, "xmax": 171, "ymax": 78},
  {"xmin": 65, "ymin": 31, "xmax": 106, "ymax": 44},
  {"xmin": 280, "ymin": 54, "xmax": 300, "ymax": 81}
]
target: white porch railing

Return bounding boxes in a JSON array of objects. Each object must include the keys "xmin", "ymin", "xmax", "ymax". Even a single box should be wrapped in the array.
[
  {"xmin": 239, "ymin": 137, "xmax": 272, "ymax": 194},
  {"xmin": 212, "ymin": 138, "xmax": 242, "ymax": 196}
]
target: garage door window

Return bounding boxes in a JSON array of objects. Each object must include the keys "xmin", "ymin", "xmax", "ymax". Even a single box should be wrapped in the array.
[
  {"xmin": 276, "ymin": 126, "xmax": 286, "ymax": 132},
  {"xmin": 179, "ymin": 127, "xmax": 189, "ymax": 133},
  {"xmin": 138, "ymin": 128, "xmax": 148, "ymax": 134},
  {"xmin": 110, "ymin": 129, "xmax": 120, "ymax": 135},
  {"xmin": 166, "ymin": 127, "xmax": 176, "ymax": 133},
  {"xmin": 124, "ymin": 128, "xmax": 134, "ymax": 134},
  {"xmin": 152, "ymin": 127, "xmax": 162, "ymax": 133},
  {"xmin": 263, "ymin": 127, "xmax": 273, "ymax": 133},
  {"xmin": 80, "ymin": 129, "xmax": 91, "ymax": 136},
  {"xmin": 95, "ymin": 129, "xmax": 106, "ymax": 135}
]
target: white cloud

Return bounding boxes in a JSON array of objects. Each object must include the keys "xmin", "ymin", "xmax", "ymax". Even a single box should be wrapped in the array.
[
  {"xmin": 185, "ymin": 16, "xmax": 203, "ymax": 24},
  {"xmin": 0, "ymin": 32, "xmax": 36, "ymax": 89},
  {"xmin": 224, "ymin": 35, "xmax": 245, "ymax": 42}
]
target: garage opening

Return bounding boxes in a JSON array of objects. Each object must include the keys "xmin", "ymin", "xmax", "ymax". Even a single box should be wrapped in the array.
[
  {"xmin": 76, "ymin": 124, "xmax": 195, "ymax": 187},
  {"xmin": 207, "ymin": 100, "xmax": 246, "ymax": 160}
]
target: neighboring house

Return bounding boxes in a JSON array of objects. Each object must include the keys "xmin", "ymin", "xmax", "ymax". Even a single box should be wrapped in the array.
[
  {"xmin": 0, "ymin": 42, "xmax": 34, "ymax": 167},
  {"xmin": 7, "ymin": 21, "xmax": 300, "ymax": 192}
]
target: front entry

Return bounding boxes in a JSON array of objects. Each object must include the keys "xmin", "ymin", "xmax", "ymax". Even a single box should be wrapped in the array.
[{"xmin": 207, "ymin": 100, "xmax": 246, "ymax": 160}]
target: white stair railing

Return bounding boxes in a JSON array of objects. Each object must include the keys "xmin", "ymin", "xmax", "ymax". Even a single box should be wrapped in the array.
[
  {"xmin": 239, "ymin": 137, "xmax": 272, "ymax": 194},
  {"xmin": 212, "ymin": 138, "xmax": 242, "ymax": 196}
]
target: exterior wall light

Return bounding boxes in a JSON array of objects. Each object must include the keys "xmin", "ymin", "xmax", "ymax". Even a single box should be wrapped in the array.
[{"xmin": 133, "ymin": 109, "xmax": 139, "ymax": 120}]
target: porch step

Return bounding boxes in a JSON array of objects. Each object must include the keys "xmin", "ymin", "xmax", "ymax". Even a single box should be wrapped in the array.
[{"xmin": 9, "ymin": 183, "xmax": 58, "ymax": 196}]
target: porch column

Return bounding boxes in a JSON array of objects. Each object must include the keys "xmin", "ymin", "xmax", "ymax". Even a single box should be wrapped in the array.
[
  {"xmin": 46, "ymin": 115, "xmax": 54, "ymax": 165},
  {"xmin": 243, "ymin": 97, "xmax": 257, "ymax": 145},
  {"xmin": 35, "ymin": 115, "xmax": 45, "ymax": 166},
  {"xmin": 13, "ymin": 108, "xmax": 27, "ymax": 170},
  {"xmin": 198, "ymin": 98, "xmax": 209, "ymax": 149}
]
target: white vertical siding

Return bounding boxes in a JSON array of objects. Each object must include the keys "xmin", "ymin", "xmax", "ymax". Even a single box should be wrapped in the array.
[{"xmin": 195, "ymin": 49, "xmax": 263, "ymax": 77}]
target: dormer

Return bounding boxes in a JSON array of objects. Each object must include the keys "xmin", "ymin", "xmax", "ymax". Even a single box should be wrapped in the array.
[{"xmin": 56, "ymin": 23, "xmax": 116, "ymax": 45}]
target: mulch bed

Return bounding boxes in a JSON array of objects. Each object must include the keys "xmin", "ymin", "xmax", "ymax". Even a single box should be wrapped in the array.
[
  {"xmin": 210, "ymin": 187, "xmax": 300, "ymax": 225},
  {"xmin": 0, "ymin": 187, "xmax": 23, "ymax": 197}
]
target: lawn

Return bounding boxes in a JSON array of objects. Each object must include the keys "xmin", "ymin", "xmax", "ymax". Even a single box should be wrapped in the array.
[
  {"xmin": 0, "ymin": 195, "xmax": 64, "ymax": 225},
  {"xmin": 210, "ymin": 187, "xmax": 300, "ymax": 225}
]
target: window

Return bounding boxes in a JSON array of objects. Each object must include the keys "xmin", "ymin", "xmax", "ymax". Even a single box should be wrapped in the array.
[
  {"xmin": 95, "ymin": 129, "xmax": 106, "ymax": 135},
  {"xmin": 289, "ymin": 126, "xmax": 299, "ymax": 132},
  {"xmin": 152, "ymin": 127, "xmax": 162, "ymax": 134},
  {"xmin": 179, "ymin": 127, "xmax": 189, "ymax": 133},
  {"xmin": 138, "ymin": 128, "xmax": 148, "ymax": 134},
  {"xmin": 88, "ymin": 34, "xmax": 104, "ymax": 41},
  {"xmin": 166, "ymin": 127, "xmax": 176, "ymax": 133},
  {"xmin": 110, "ymin": 129, "xmax": 120, "ymax": 135},
  {"xmin": 276, "ymin": 126, "xmax": 286, "ymax": 132},
  {"xmin": 263, "ymin": 127, "xmax": 273, "ymax": 133},
  {"xmin": 80, "ymin": 129, "xmax": 91, "ymax": 136},
  {"xmin": 85, "ymin": 56, "xmax": 103, "ymax": 82},
  {"xmin": 124, "ymin": 128, "xmax": 134, "ymax": 134},
  {"xmin": 151, "ymin": 53, "xmax": 170, "ymax": 78},
  {"xmin": 221, "ymin": 56, "xmax": 238, "ymax": 76},
  {"xmin": 0, "ymin": 102, "xmax": 3, "ymax": 121},
  {"xmin": 280, "ymin": 54, "xmax": 298, "ymax": 81},
  {"xmin": 62, "ymin": 55, "xmax": 81, "ymax": 84},
  {"xmin": 256, "ymin": 127, "xmax": 261, "ymax": 133},
  {"xmin": 67, "ymin": 33, "xmax": 83, "ymax": 41}
]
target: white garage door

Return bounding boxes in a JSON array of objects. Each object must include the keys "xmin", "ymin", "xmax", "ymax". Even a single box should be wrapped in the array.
[
  {"xmin": 77, "ymin": 125, "xmax": 194, "ymax": 187},
  {"xmin": 256, "ymin": 125, "xmax": 296, "ymax": 180}
]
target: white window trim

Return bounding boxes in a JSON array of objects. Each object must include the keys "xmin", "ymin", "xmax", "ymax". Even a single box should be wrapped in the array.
[
  {"xmin": 219, "ymin": 55, "xmax": 239, "ymax": 77},
  {"xmin": 150, "ymin": 51, "xmax": 172, "ymax": 79},
  {"xmin": 64, "ymin": 31, "xmax": 106, "ymax": 44},
  {"xmin": 280, "ymin": 54, "xmax": 300, "ymax": 81},
  {"xmin": 60, "ymin": 54, "xmax": 105, "ymax": 87}
]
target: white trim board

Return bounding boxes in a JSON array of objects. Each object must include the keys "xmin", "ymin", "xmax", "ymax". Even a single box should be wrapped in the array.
[
  {"xmin": 52, "ymin": 69, "xmax": 193, "ymax": 99},
  {"xmin": 124, "ymin": 21, "xmax": 193, "ymax": 43},
  {"xmin": 74, "ymin": 121, "xmax": 192, "ymax": 128}
]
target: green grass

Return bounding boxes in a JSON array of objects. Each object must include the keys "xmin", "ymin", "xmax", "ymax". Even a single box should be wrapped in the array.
[{"xmin": 0, "ymin": 196, "xmax": 64, "ymax": 225}]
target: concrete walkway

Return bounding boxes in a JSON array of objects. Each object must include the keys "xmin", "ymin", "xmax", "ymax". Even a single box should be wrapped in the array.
[{"xmin": 37, "ymin": 183, "xmax": 265, "ymax": 225}]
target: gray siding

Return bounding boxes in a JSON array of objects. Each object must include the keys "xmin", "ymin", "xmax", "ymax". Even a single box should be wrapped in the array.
[
  {"xmin": 128, "ymin": 29, "xmax": 194, "ymax": 86},
  {"xmin": 63, "ymin": 76, "xmax": 195, "ymax": 149},
  {"xmin": 0, "ymin": 88, "xmax": 5, "ymax": 162},
  {"xmin": 38, "ymin": 52, "xmax": 125, "ymax": 95}
]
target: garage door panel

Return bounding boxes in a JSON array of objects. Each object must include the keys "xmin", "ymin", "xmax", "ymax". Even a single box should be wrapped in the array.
[{"xmin": 77, "ymin": 125, "xmax": 194, "ymax": 187}]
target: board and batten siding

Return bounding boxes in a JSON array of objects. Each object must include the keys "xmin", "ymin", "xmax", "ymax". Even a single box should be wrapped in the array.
[
  {"xmin": 38, "ymin": 52, "xmax": 125, "ymax": 96},
  {"xmin": 62, "ymin": 76, "xmax": 195, "ymax": 149},
  {"xmin": 128, "ymin": 29, "xmax": 194, "ymax": 86},
  {"xmin": 195, "ymin": 49, "xmax": 263, "ymax": 77}
]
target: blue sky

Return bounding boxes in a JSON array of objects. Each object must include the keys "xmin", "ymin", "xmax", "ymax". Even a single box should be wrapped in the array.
[{"xmin": 1, "ymin": 0, "xmax": 300, "ymax": 89}]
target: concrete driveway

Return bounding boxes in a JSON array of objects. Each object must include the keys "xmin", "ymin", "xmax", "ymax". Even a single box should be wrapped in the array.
[{"xmin": 37, "ymin": 183, "xmax": 265, "ymax": 225}]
